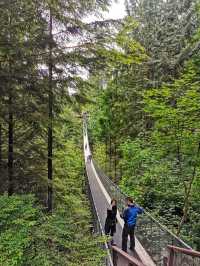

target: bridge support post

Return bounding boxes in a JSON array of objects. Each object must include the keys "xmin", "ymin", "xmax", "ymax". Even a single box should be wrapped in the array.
[
  {"xmin": 112, "ymin": 245, "xmax": 145, "ymax": 266},
  {"xmin": 163, "ymin": 256, "xmax": 168, "ymax": 266},
  {"xmin": 167, "ymin": 249, "xmax": 174, "ymax": 266},
  {"xmin": 112, "ymin": 249, "xmax": 118, "ymax": 266}
]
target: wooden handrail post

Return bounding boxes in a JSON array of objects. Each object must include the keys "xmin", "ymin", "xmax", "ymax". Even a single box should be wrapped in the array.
[
  {"xmin": 113, "ymin": 249, "xmax": 118, "ymax": 266},
  {"xmin": 168, "ymin": 249, "xmax": 174, "ymax": 266},
  {"xmin": 163, "ymin": 255, "xmax": 168, "ymax": 266},
  {"xmin": 111, "ymin": 245, "xmax": 145, "ymax": 266}
]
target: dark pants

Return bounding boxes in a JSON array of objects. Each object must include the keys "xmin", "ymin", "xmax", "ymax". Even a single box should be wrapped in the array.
[
  {"xmin": 122, "ymin": 223, "xmax": 135, "ymax": 252},
  {"xmin": 105, "ymin": 219, "xmax": 116, "ymax": 237}
]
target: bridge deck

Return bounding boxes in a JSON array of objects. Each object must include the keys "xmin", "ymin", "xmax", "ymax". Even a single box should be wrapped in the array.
[
  {"xmin": 83, "ymin": 116, "xmax": 200, "ymax": 266},
  {"xmin": 84, "ymin": 129, "xmax": 155, "ymax": 266}
]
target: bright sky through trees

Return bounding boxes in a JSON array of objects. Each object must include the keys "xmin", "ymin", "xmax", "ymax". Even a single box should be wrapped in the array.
[
  {"xmin": 105, "ymin": 0, "xmax": 126, "ymax": 19},
  {"xmin": 85, "ymin": 0, "xmax": 126, "ymax": 22}
]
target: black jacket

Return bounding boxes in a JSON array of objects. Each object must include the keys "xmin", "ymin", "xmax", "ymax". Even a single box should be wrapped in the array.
[{"xmin": 105, "ymin": 205, "xmax": 117, "ymax": 226}]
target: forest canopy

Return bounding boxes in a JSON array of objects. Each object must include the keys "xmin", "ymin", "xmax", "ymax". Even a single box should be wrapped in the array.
[{"xmin": 86, "ymin": 0, "xmax": 200, "ymax": 250}]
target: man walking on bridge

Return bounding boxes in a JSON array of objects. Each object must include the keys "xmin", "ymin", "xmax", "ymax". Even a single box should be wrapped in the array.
[{"xmin": 121, "ymin": 197, "xmax": 143, "ymax": 252}]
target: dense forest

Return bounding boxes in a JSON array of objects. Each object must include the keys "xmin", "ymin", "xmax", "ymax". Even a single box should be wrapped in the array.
[
  {"xmin": 0, "ymin": 0, "xmax": 113, "ymax": 264},
  {"xmin": 86, "ymin": 0, "xmax": 200, "ymax": 251},
  {"xmin": 0, "ymin": 0, "xmax": 200, "ymax": 265}
]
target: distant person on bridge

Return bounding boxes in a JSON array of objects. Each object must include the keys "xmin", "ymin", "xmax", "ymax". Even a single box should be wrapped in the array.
[
  {"xmin": 87, "ymin": 154, "xmax": 92, "ymax": 163},
  {"xmin": 104, "ymin": 199, "xmax": 117, "ymax": 244},
  {"xmin": 121, "ymin": 197, "xmax": 143, "ymax": 252}
]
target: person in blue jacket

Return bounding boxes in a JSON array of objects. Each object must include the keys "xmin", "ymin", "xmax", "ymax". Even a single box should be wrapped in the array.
[{"xmin": 121, "ymin": 197, "xmax": 143, "ymax": 252}]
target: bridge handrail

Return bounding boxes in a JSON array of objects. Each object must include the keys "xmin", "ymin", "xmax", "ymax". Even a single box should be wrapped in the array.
[
  {"xmin": 83, "ymin": 115, "xmax": 192, "ymax": 265},
  {"xmin": 167, "ymin": 245, "xmax": 200, "ymax": 257},
  {"xmin": 166, "ymin": 245, "xmax": 200, "ymax": 266},
  {"xmin": 93, "ymin": 160, "xmax": 190, "ymax": 249},
  {"xmin": 112, "ymin": 245, "xmax": 145, "ymax": 266},
  {"xmin": 92, "ymin": 160, "xmax": 192, "ymax": 265}
]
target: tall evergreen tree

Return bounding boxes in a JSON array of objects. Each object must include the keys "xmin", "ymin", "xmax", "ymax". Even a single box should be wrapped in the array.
[
  {"xmin": 126, "ymin": 0, "xmax": 199, "ymax": 84},
  {"xmin": 0, "ymin": 0, "xmax": 116, "ymax": 205}
]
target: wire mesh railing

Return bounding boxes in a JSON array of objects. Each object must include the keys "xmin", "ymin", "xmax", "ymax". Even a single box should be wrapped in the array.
[
  {"xmin": 93, "ymin": 161, "xmax": 191, "ymax": 266},
  {"xmin": 171, "ymin": 252, "xmax": 200, "ymax": 266},
  {"xmin": 166, "ymin": 245, "xmax": 200, "ymax": 266}
]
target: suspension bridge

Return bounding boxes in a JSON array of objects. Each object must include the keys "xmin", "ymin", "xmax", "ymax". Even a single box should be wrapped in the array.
[{"xmin": 83, "ymin": 113, "xmax": 200, "ymax": 266}]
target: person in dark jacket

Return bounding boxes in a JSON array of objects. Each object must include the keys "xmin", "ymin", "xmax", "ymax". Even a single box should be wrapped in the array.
[
  {"xmin": 121, "ymin": 197, "xmax": 143, "ymax": 252},
  {"xmin": 105, "ymin": 199, "xmax": 117, "ymax": 239},
  {"xmin": 87, "ymin": 154, "xmax": 92, "ymax": 163}
]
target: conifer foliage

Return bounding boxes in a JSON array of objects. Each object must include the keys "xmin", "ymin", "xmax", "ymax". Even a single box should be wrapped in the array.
[
  {"xmin": 0, "ymin": 0, "xmax": 113, "ymax": 201},
  {"xmin": 0, "ymin": 0, "xmax": 112, "ymax": 264}
]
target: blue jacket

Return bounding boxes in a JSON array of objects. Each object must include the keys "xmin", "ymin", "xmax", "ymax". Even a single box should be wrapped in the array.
[{"xmin": 123, "ymin": 204, "xmax": 143, "ymax": 226}]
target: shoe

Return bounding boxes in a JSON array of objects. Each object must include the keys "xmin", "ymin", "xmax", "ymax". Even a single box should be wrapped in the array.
[
  {"xmin": 122, "ymin": 248, "xmax": 127, "ymax": 252},
  {"xmin": 107, "ymin": 241, "xmax": 112, "ymax": 248},
  {"xmin": 130, "ymin": 246, "xmax": 135, "ymax": 251},
  {"xmin": 111, "ymin": 240, "xmax": 116, "ymax": 246}
]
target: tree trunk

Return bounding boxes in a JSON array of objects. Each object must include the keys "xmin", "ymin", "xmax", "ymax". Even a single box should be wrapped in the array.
[
  {"xmin": 109, "ymin": 135, "xmax": 112, "ymax": 179},
  {"xmin": 114, "ymin": 140, "xmax": 117, "ymax": 182},
  {"xmin": 177, "ymin": 142, "xmax": 200, "ymax": 235},
  {"xmin": 0, "ymin": 124, "xmax": 2, "ymax": 169},
  {"xmin": 7, "ymin": 11, "xmax": 14, "ymax": 196},
  {"xmin": 8, "ymin": 94, "xmax": 14, "ymax": 196},
  {"xmin": 47, "ymin": 8, "xmax": 53, "ymax": 212},
  {"xmin": 105, "ymin": 136, "xmax": 108, "ymax": 173}
]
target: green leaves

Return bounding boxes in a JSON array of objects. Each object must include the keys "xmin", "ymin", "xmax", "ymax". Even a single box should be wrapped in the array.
[
  {"xmin": 87, "ymin": 12, "xmax": 200, "ymax": 248},
  {"xmin": 0, "ymin": 107, "xmax": 106, "ymax": 265},
  {"xmin": 0, "ymin": 195, "xmax": 41, "ymax": 266}
]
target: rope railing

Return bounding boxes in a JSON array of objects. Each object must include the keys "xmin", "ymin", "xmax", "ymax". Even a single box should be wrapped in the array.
[{"xmin": 92, "ymin": 161, "xmax": 191, "ymax": 266}]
